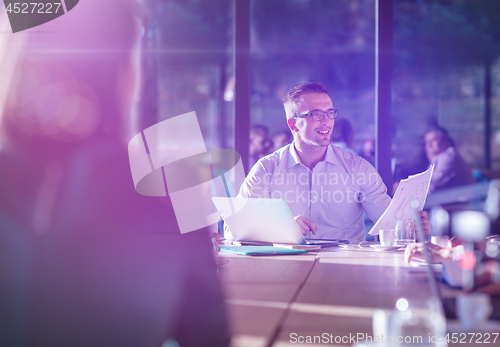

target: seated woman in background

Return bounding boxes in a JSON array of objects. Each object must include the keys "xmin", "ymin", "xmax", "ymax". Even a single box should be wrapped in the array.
[{"xmin": 424, "ymin": 126, "xmax": 475, "ymax": 193}]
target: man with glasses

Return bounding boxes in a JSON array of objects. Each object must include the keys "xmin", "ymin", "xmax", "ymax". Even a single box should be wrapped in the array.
[{"xmin": 238, "ymin": 82, "xmax": 430, "ymax": 242}]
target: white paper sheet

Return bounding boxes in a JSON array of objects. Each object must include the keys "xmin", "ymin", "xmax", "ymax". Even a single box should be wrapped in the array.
[{"xmin": 368, "ymin": 165, "xmax": 434, "ymax": 235}]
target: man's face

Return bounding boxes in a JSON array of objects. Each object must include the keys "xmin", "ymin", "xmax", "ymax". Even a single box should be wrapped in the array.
[
  {"xmin": 424, "ymin": 131, "xmax": 445, "ymax": 158},
  {"xmin": 288, "ymin": 93, "xmax": 335, "ymax": 148}
]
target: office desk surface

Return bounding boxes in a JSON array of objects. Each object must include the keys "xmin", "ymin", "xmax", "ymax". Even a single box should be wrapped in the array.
[{"xmin": 218, "ymin": 247, "xmax": 499, "ymax": 347}]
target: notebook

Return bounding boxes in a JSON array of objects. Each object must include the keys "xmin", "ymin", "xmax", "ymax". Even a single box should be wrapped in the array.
[
  {"xmin": 219, "ymin": 246, "xmax": 307, "ymax": 256},
  {"xmin": 212, "ymin": 197, "xmax": 347, "ymax": 246}
]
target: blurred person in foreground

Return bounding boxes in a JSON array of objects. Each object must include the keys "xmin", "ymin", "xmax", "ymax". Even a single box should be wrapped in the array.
[
  {"xmin": 406, "ymin": 183, "xmax": 500, "ymax": 298},
  {"xmin": 405, "ymin": 236, "xmax": 500, "ymax": 296},
  {"xmin": 330, "ymin": 118, "xmax": 356, "ymax": 154},
  {"xmin": 0, "ymin": 1, "xmax": 228, "ymax": 346},
  {"xmin": 424, "ymin": 126, "xmax": 475, "ymax": 193},
  {"xmin": 249, "ymin": 124, "xmax": 273, "ymax": 169},
  {"xmin": 237, "ymin": 82, "xmax": 431, "ymax": 242}
]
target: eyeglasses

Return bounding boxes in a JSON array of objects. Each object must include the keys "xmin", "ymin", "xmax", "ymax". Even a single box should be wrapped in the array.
[{"xmin": 292, "ymin": 110, "xmax": 339, "ymax": 121}]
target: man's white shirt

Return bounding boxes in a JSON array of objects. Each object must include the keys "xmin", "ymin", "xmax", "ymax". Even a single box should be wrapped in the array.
[{"xmin": 238, "ymin": 143, "xmax": 391, "ymax": 243}]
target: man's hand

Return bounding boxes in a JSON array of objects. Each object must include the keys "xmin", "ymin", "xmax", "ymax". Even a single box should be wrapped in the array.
[
  {"xmin": 294, "ymin": 215, "xmax": 318, "ymax": 236},
  {"xmin": 404, "ymin": 241, "xmax": 453, "ymax": 264},
  {"xmin": 417, "ymin": 211, "xmax": 431, "ymax": 240}
]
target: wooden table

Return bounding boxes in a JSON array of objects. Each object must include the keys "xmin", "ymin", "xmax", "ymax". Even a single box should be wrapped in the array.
[
  {"xmin": 218, "ymin": 246, "xmax": 500, "ymax": 347},
  {"xmin": 218, "ymin": 247, "xmax": 435, "ymax": 347}
]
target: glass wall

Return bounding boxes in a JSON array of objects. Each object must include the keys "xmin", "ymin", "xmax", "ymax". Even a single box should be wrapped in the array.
[
  {"xmin": 250, "ymin": 0, "xmax": 376, "ymax": 159},
  {"xmin": 392, "ymin": 0, "xmax": 500, "ymax": 175},
  {"xmin": 140, "ymin": 0, "xmax": 234, "ymax": 152},
  {"xmin": 142, "ymin": 0, "xmax": 500, "ymax": 175}
]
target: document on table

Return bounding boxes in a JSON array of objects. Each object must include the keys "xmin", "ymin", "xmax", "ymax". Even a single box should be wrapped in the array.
[
  {"xmin": 369, "ymin": 165, "xmax": 434, "ymax": 236},
  {"xmin": 219, "ymin": 246, "xmax": 307, "ymax": 256}
]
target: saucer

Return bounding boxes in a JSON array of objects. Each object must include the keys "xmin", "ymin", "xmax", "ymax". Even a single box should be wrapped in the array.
[{"xmin": 369, "ymin": 244, "xmax": 402, "ymax": 251}]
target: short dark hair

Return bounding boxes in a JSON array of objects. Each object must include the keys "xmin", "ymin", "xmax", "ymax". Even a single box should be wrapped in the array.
[
  {"xmin": 282, "ymin": 82, "xmax": 329, "ymax": 119},
  {"xmin": 425, "ymin": 126, "xmax": 454, "ymax": 147},
  {"xmin": 273, "ymin": 130, "xmax": 292, "ymax": 140},
  {"xmin": 250, "ymin": 124, "xmax": 269, "ymax": 137}
]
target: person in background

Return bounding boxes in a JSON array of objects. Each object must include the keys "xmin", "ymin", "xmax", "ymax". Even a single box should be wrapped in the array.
[
  {"xmin": 249, "ymin": 124, "xmax": 273, "ymax": 169},
  {"xmin": 424, "ymin": 126, "xmax": 475, "ymax": 193},
  {"xmin": 330, "ymin": 118, "xmax": 356, "ymax": 154},
  {"xmin": 272, "ymin": 130, "xmax": 293, "ymax": 151},
  {"xmin": 359, "ymin": 137, "xmax": 375, "ymax": 167},
  {"xmin": 0, "ymin": 1, "xmax": 229, "ymax": 346}
]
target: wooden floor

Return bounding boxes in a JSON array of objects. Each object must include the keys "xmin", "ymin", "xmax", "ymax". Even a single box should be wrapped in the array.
[{"xmin": 218, "ymin": 247, "xmax": 500, "ymax": 347}]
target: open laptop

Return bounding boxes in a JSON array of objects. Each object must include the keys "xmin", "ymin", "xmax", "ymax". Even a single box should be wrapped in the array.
[{"xmin": 212, "ymin": 197, "xmax": 348, "ymax": 246}]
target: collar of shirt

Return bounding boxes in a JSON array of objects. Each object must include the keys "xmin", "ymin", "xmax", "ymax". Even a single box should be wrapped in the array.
[{"xmin": 288, "ymin": 142, "xmax": 339, "ymax": 170}]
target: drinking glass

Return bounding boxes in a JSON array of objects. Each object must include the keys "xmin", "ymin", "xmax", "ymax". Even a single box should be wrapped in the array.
[
  {"xmin": 389, "ymin": 297, "xmax": 447, "ymax": 347},
  {"xmin": 395, "ymin": 219, "xmax": 416, "ymax": 247}
]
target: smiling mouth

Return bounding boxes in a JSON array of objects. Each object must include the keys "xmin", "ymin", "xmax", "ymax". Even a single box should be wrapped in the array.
[{"xmin": 317, "ymin": 130, "xmax": 330, "ymax": 135}]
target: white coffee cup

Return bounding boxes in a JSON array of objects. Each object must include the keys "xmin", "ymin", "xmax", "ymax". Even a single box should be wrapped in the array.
[
  {"xmin": 431, "ymin": 236, "xmax": 449, "ymax": 248},
  {"xmin": 379, "ymin": 229, "xmax": 396, "ymax": 247},
  {"xmin": 456, "ymin": 293, "xmax": 492, "ymax": 331}
]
